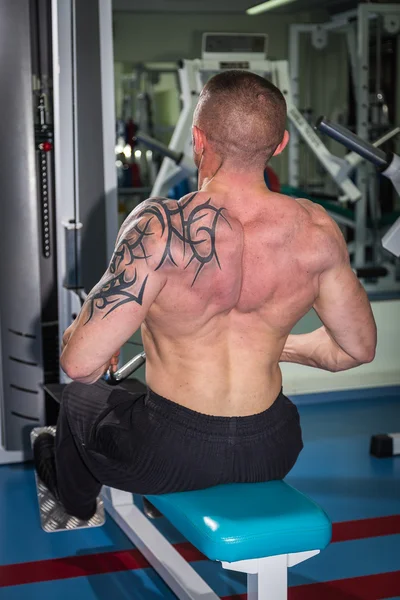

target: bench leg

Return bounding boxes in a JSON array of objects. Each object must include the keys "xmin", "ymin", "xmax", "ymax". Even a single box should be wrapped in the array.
[
  {"xmin": 222, "ymin": 551, "xmax": 320, "ymax": 600},
  {"xmin": 248, "ymin": 555, "xmax": 288, "ymax": 599},
  {"xmin": 222, "ymin": 556, "xmax": 288, "ymax": 600},
  {"xmin": 103, "ymin": 487, "xmax": 220, "ymax": 600}
]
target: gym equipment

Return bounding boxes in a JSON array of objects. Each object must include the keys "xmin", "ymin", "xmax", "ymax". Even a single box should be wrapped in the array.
[
  {"xmin": 104, "ymin": 351, "xmax": 146, "ymax": 385},
  {"xmin": 0, "ymin": 0, "xmax": 117, "ymax": 463},
  {"xmin": 370, "ymin": 433, "xmax": 400, "ymax": 458},
  {"xmin": 103, "ymin": 482, "xmax": 331, "ymax": 600},
  {"xmin": 316, "ymin": 117, "xmax": 400, "ymax": 456},
  {"xmin": 317, "ymin": 117, "xmax": 400, "ymax": 259},
  {"xmin": 290, "ymin": 5, "xmax": 400, "ymax": 284}
]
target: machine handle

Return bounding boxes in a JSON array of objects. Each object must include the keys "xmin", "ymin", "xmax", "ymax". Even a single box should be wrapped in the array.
[
  {"xmin": 316, "ymin": 116, "xmax": 390, "ymax": 170},
  {"xmin": 104, "ymin": 351, "xmax": 146, "ymax": 386},
  {"xmin": 135, "ymin": 131, "xmax": 183, "ymax": 165}
]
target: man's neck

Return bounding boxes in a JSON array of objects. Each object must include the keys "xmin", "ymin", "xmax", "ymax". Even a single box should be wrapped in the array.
[{"xmin": 198, "ymin": 159, "xmax": 267, "ymax": 195}]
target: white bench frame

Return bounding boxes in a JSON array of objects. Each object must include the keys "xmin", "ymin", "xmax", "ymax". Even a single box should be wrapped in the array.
[{"xmin": 102, "ymin": 487, "xmax": 320, "ymax": 600}]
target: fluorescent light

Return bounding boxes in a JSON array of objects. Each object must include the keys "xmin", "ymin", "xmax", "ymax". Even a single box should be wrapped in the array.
[{"xmin": 247, "ymin": 0, "xmax": 296, "ymax": 15}]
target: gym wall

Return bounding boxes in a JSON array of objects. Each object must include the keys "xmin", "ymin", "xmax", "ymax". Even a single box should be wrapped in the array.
[{"xmin": 112, "ymin": 11, "xmax": 316, "ymax": 63}]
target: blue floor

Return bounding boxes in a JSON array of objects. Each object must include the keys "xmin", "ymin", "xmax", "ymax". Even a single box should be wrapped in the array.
[{"xmin": 0, "ymin": 389, "xmax": 399, "ymax": 599}]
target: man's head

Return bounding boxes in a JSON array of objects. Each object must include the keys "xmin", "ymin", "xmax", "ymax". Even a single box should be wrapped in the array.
[{"xmin": 192, "ymin": 70, "xmax": 288, "ymax": 172}]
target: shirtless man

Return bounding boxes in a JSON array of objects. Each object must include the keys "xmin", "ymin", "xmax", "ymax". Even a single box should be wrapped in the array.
[{"xmin": 34, "ymin": 70, "xmax": 377, "ymax": 520}]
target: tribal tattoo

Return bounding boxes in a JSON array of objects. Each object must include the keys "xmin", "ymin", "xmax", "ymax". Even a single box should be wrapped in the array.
[{"xmin": 84, "ymin": 193, "xmax": 231, "ymax": 323}]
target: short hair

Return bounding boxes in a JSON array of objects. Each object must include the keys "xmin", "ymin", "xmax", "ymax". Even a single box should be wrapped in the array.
[{"xmin": 193, "ymin": 70, "xmax": 287, "ymax": 170}]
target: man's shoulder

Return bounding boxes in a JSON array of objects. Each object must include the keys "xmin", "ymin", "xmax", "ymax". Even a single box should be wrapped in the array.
[
  {"xmin": 294, "ymin": 197, "xmax": 339, "ymax": 236},
  {"xmin": 119, "ymin": 197, "xmax": 173, "ymax": 240},
  {"xmin": 292, "ymin": 197, "xmax": 346, "ymax": 269},
  {"xmin": 295, "ymin": 197, "xmax": 331, "ymax": 222}
]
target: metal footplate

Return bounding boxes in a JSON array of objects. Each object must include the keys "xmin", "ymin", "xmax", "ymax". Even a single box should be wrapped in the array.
[{"xmin": 31, "ymin": 426, "xmax": 105, "ymax": 533}]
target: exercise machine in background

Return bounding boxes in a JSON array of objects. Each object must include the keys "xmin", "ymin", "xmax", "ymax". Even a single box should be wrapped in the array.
[
  {"xmin": 290, "ymin": 4, "xmax": 400, "ymax": 275},
  {"xmin": 316, "ymin": 116, "xmax": 400, "ymax": 458},
  {"xmin": 316, "ymin": 117, "xmax": 400, "ymax": 259}
]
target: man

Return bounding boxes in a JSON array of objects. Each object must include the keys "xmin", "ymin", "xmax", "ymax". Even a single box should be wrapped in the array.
[{"xmin": 34, "ymin": 71, "xmax": 376, "ymax": 521}]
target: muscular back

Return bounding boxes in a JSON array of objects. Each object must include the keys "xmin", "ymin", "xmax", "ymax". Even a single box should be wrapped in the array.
[
  {"xmin": 62, "ymin": 187, "xmax": 368, "ymax": 411},
  {"xmin": 140, "ymin": 191, "xmax": 330, "ymax": 415}
]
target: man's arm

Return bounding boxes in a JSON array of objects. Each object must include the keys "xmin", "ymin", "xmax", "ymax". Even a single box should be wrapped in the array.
[
  {"xmin": 281, "ymin": 213, "xmax": 377, "ymax": 372},
  {"xmin": 60, "ymin": 201, "xmax": 167, "ymax": 383}
]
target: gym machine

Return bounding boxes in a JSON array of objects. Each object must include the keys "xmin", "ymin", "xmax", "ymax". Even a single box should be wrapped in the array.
[
  {"xmin": 0, "ymin": 0, "xmax": 118, "ymax": 463},
  {"xmin": 316, "ymin": 118, "xmax": 400, "ymax": 259},
  {"xmin": 316, "ymin": 117, "xmax": 400, "ymax": 458},
  {"xmin": 289, "ymin": 4, "xmax": 400, "ymax": 284}
]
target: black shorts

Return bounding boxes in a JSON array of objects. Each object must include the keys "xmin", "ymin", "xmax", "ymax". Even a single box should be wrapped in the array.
[{"xmin": 55, "ymin": 380, "xmax": 303, "ymax": 516}]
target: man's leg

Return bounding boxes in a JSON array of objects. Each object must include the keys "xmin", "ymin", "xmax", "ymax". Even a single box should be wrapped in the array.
[
  {"xmin": 54, "ymin": 387, "xmax": 102, "ymax": 520},
  {"xmin": 34, "ymin": 381, "xmax": 113, "ymax": 520}
]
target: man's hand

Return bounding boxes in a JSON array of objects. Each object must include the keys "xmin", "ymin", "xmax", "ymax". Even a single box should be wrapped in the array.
[{"xmin": 109, "ymin": 350, "xmax": 120, "ymax": 374}]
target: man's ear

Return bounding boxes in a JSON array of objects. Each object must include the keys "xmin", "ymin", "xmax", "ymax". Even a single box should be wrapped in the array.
[
  {"xmin": 192, "ymin": 125, "xmax": 206, "ymax": 155},
  {"xmin": 272, "ymin": 130, "xmax": 290, "ymax": 157}
]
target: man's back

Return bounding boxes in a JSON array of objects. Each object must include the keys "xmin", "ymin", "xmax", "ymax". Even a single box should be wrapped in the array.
[
  {"xmin": 51, "ymin": 70, "xmax": 376, "ymax": 512},
  {"xmin": 144, "ymin": 190, "xmax": 331, "ymax": 416}
]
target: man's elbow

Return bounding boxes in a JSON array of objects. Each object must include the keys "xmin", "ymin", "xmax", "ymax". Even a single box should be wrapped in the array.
[
  {"xmin": 360, "ymin": 345, "xmax": 376, "ymax": 365},
  {"xmin": 60, "ymin": 354, "xmax": 90, "ymax": 382},
  {"xmin": 354, "ymin": 341, "xmax": 376, "ymax": 367}
]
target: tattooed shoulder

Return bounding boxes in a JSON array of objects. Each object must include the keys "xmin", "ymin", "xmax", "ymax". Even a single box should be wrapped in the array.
[{"xmin": 84, "ymin": 194, "xmax": 232, "ymax": 323}]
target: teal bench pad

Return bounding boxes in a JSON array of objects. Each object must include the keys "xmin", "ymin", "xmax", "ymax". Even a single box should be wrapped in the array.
[{"xmin": 147, "ymin": 481, "xmax": 332, "ymax": 563}]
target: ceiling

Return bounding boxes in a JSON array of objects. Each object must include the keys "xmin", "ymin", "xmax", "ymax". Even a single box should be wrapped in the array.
[{"xmin": 112, "ymin": 0, "xmax": 364, "ymax": 16}]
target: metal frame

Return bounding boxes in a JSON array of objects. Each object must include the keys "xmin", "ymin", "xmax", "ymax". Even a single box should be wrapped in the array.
[
  {"xmin": 273, "ymin": 60, "xmax": 360, "ymax": 203},
  {"xmin": 0, "ymin": 0, "xmax": 48, "ymax": 459},
  {"xmin": 52, "ymin": 0, "xmax": 81, "ymax": 384},
  {"xmin": 0, "ymin": 301, "xmax": 23, "ymax": 464},
  {"xmin": 102, "ymin": 487, "xmax": 320, "ymax": 600},
  {"xmin": 356, "ymin": 4, "xmax": 400, "ymax": 267},
  {"xmin": 152, "ymin": 60, "xmax": 201, "ymax": 197},
  {"xmin": 288, "ymin": 11, "xmax": 360, "ymax": 189},
  {"xmin": 99, "ymin": 0, "xmax": 119, "ymax": 261},
  {"xmin": 52, "ymin": 0, "xmax": 118, "ymax": 384},
  {"xmin": 1, "ymin": 0, "xmax": 117, "ymax": 463},
  {"xmin": 288, "ymin": 5, "xmax": 400, "ymax": 269}
]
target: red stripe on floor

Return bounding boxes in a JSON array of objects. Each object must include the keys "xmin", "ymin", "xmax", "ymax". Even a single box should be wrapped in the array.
[
  {"xmin": 332, "ymin": 514, "xmax": 400, "ymax": 543},
  {"xmin": 0, "ymin": 515, "xmax": 398, "ymax": 588},
  {"xmin": 0, "ymin": 543, "xmax": 205, "ymax": 588},
  {"xmin": 288, "ymin": 571, "xmax": 400, "ymax": 600},
  {"xmin": 222, "ymin": 571, "xmax": 400, "ymax": 600}
]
